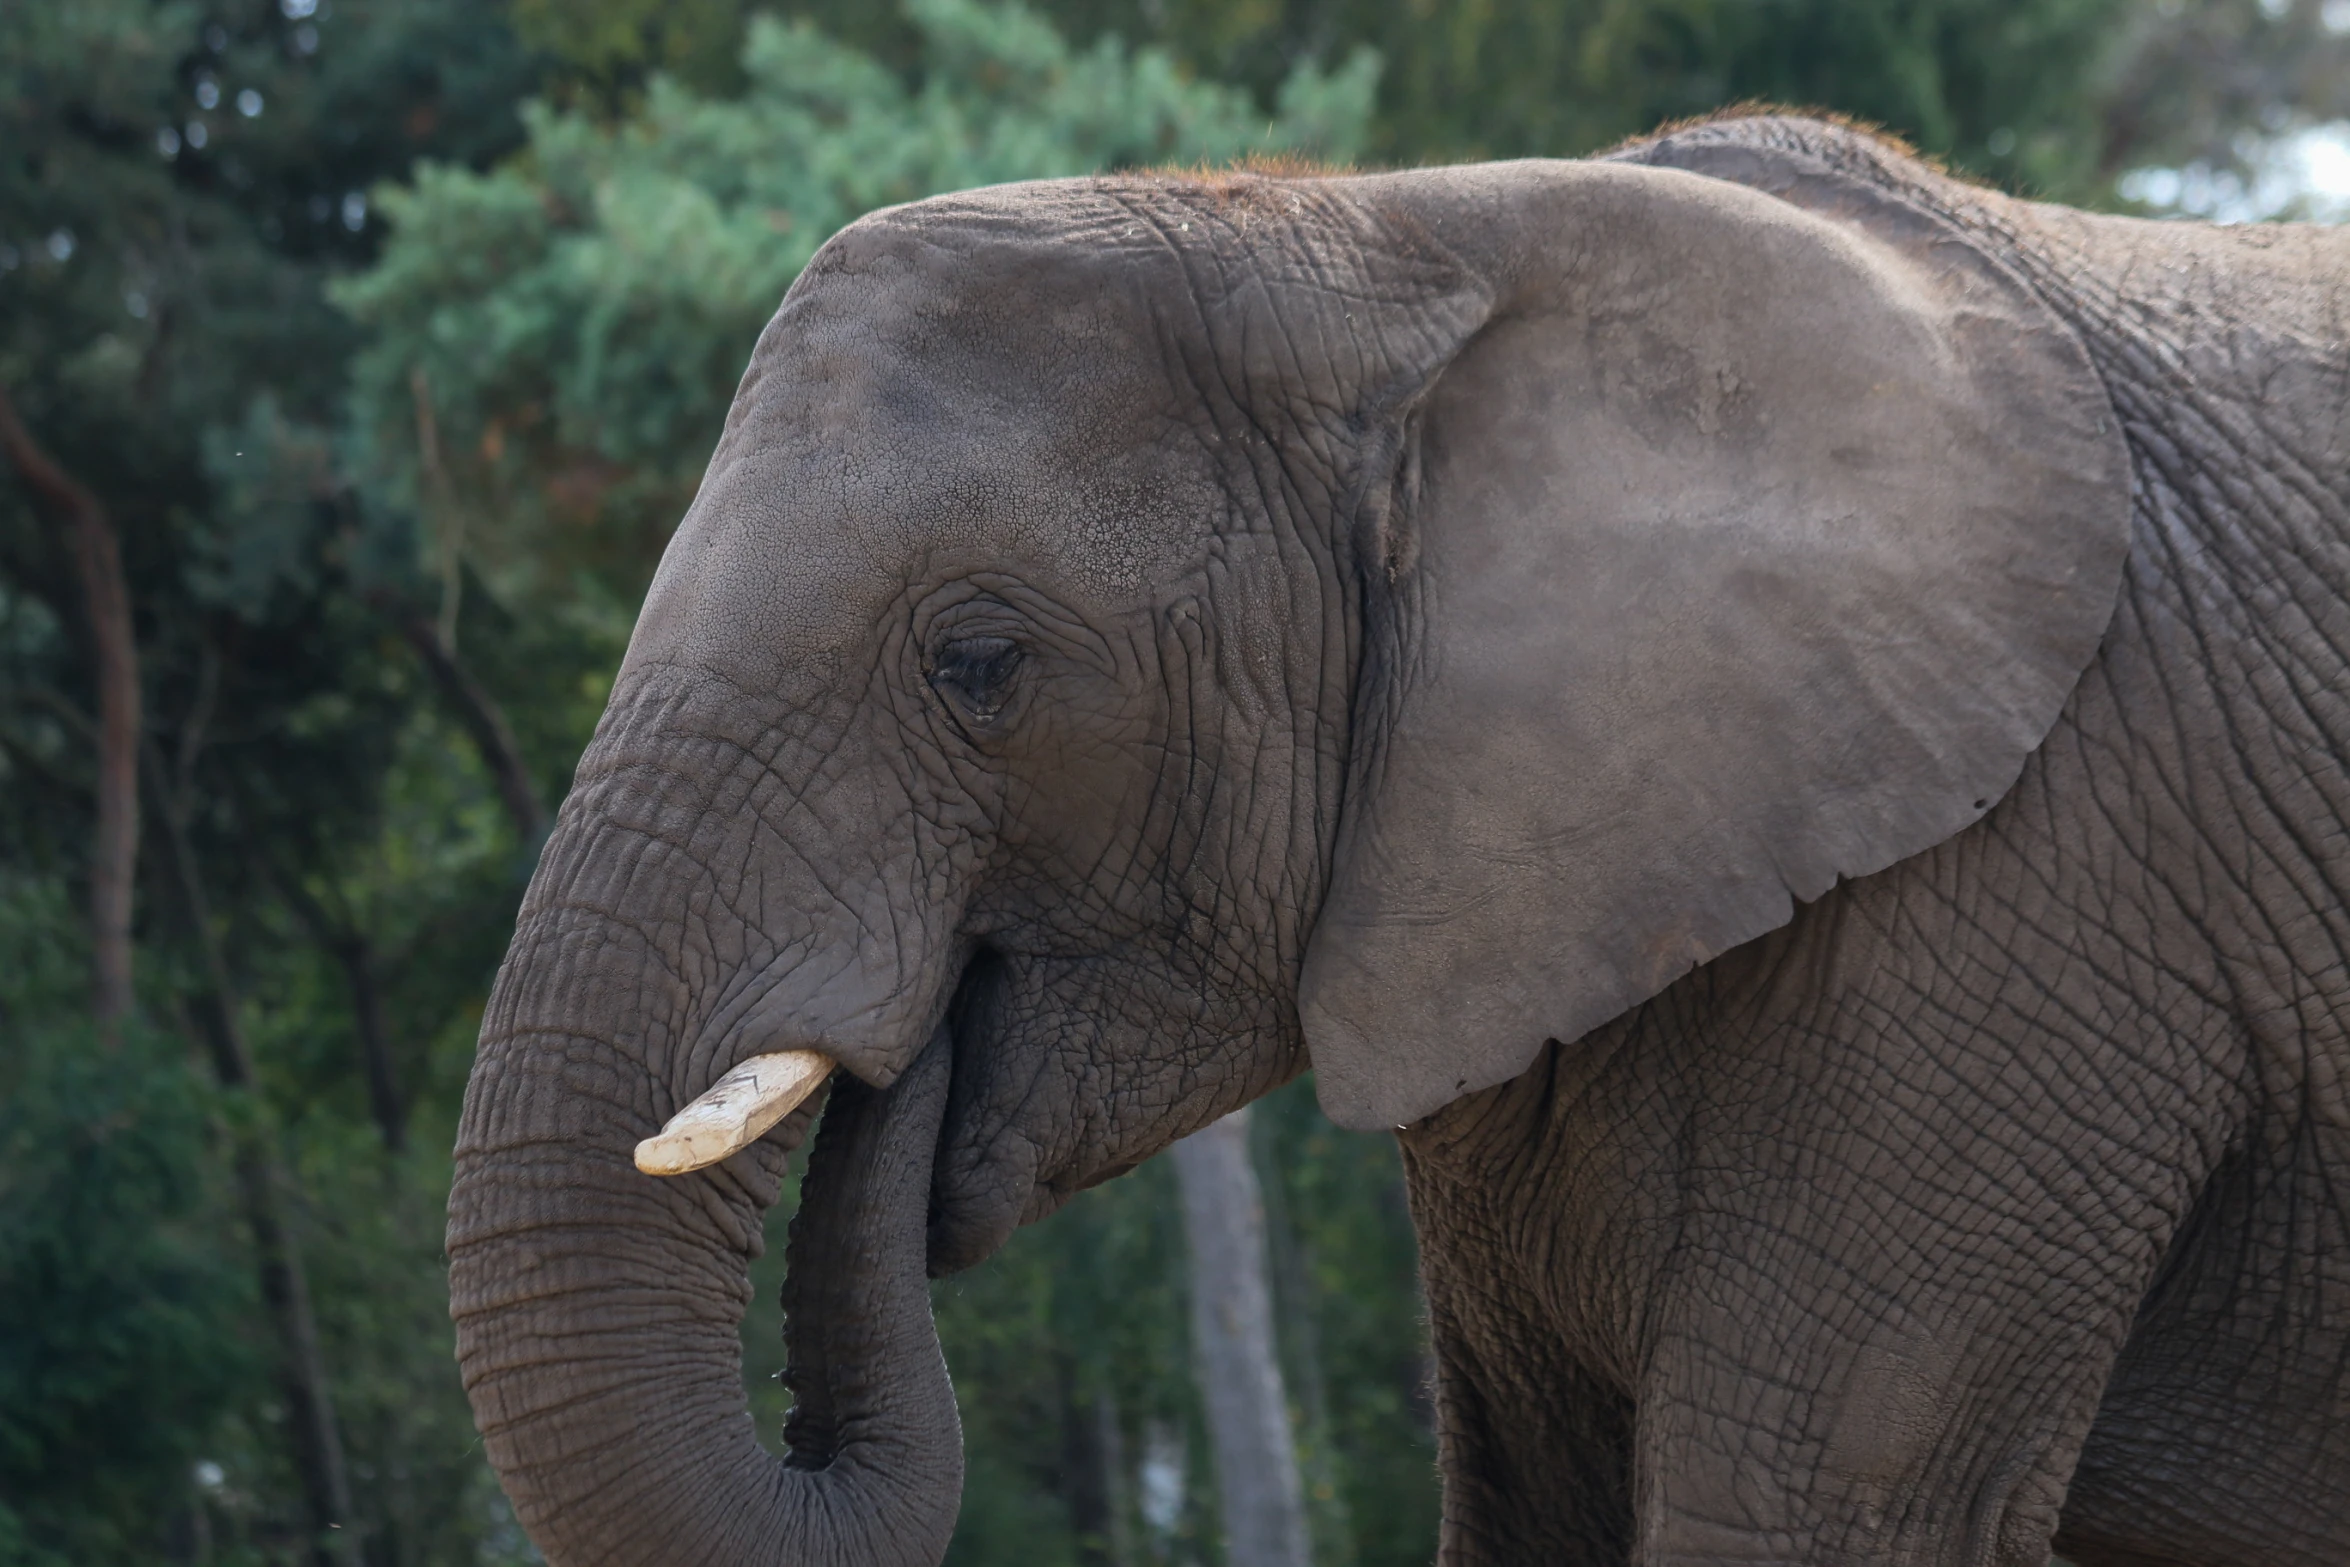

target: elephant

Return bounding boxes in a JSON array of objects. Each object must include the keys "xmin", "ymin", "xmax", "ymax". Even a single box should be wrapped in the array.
[{"xmin": 446, "ymin": 111, "xmax": 2350, "ymax": 1567}]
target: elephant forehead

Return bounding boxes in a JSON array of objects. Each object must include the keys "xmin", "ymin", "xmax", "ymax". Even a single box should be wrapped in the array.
[{"xmin": 621, "ymin": 279, "xmax": 1223, "ymax": 695}]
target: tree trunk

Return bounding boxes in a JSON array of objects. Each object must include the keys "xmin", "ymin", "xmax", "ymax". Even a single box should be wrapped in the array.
[
  {"xmin": 189, "ymin": 992, "xmax": 365, "ymax": 1567},
  {"xmin": 1059, "ymin": 1358, "xmax": 1122, "ymax": 1567},
  {"xmin": 0, "ymin": 385, "xmax": 138, "ymax": 1043},
  {"xmin": 1260, "ymin": 1120, "xmax": 1353, "ymax": 1565},
  {"xmin": 148, "ymin": 757, "xmax": 362, "ymax": 1567},
  {"xmin": 1097, "ymin": 1385, "xmax": 1135, "ymax": 1567},
  {"xmin": 337, "ymin": 934, "xmax": 406, "ymax": 1154},
  {"xmin": 1172, "ymin": 1108, "xmax": 1311, "ymax": 1567}
]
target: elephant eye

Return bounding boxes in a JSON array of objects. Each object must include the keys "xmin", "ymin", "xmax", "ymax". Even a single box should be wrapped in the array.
[{"xmin": 927, "ymin": 635, "xmax": 1024, "ymax": 726}]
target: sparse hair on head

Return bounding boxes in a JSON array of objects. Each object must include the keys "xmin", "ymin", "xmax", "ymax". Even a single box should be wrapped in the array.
[{"xmin": 1146, "ymin": 149, "xmax": 1359, "ymax": 186}]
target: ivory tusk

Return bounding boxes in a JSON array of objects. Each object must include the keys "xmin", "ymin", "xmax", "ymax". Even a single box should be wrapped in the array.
[{"xmin": 634, "ymin": 1049, "xmax": 836, "ymax": 1176}]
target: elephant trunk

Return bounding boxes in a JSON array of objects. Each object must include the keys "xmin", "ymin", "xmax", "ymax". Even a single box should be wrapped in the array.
[{"xmin": 447, "ymin": 889, "xmax": 963, "ymax": 1567}]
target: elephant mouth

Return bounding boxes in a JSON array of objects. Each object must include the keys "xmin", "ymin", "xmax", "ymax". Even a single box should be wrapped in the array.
[
  {"xmin": 628, "ymin": 949, "xmax": 1097, "ymax": 1279},
  {"xmin": 926, "ymin": 960, "xmax": 1047, "ymax": 1277},
  {"xmin": 925, "ymin": 945, "xmax": 1148, "ymax": 1276},
  {"xmin": 927, "ymin": 1075, "xmax": 1159, "ymax": 1274}
]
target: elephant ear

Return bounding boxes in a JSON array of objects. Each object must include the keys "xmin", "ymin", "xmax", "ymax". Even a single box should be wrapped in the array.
[{"xmin": 1298, "ymin": 158, "xmax": 2131, "ymax": 1132}]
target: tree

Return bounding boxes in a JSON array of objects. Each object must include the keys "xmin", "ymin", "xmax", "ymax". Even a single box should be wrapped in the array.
[
  {"xmin": 0, "ymin": 391, "xmax": 138, "ymax": 1044},
  {"xmin": 803, "ymin": 0, "xmax": 2350, "ymax": 205},
  {"xmin": 334, "ymin": 0, "xmax": 1378, "ymax": 639},
  {"xmin": 0, "ymin": 886, "xmax": 254, "ymax": 1565},
  {"xmin": 2098, "ymin": 0, "xmax": 2350, "ymax": 216},
  {"xmin": 0, "ymin": 1, "xmax": 538, "ymax": 1558},
  {"xmin": 1174, "ymin": 1111, "xmax": 1312, "ymax": 1567}
]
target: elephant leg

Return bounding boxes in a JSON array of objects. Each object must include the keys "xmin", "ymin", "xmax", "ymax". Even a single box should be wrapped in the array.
[
  {"xmin": 1613, "ymin": 1014, "xmax": 2219, "ymax": 1565},
  {"xmin": 1417, "ymin": 1251, "xmax": 1634, "ymax": 1565},
  {"xmin": 2054, "ymin": 1121, "xmax": 2350, "ymax": 1567},
  {"xmin": 1410, "ymin": 1076, "xmax": 2149, "ymax": 1567},
  {"xmin": 1400, "ymin": 850, "xmax": 2246, "ymax": 1567},
  {"xmin": 1628, "ymin": 1284, "xmax": 2121, "ymax": 1567}
]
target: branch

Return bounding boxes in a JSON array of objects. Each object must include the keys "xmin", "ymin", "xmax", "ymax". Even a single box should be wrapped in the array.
[
  {"xmin": 0, "ymin": 723, "xmax": 83, "ymax": 798},
  {"xmin": 264, "ymin": 859, "xmax": 408, "ymax": 1155},
  {"xmin": 13, "ymin": 679, "xmax": 96, "ymax": 742},
  {"xmin": 381, "ymin": 598, "xmax": 550, "ymax": 846},
  {"xmin": 147, "ymin": 798, "xmax": 363, "ymax": 1565},
  {"xmin": 0, "ymin": 384, "xmax": 140, "ymax": 1044},
  {"xmin": 409, "ymin": 366, "xmax": 465, "ymax": 654}
]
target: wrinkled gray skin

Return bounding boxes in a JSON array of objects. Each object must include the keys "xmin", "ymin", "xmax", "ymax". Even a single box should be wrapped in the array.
[{"xmin": 449, "ymin": 114, "xmax": 2350, "ymax": 1567}]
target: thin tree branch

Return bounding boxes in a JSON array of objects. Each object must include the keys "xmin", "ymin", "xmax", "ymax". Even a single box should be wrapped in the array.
[
  {"xmin": 175, "ymin": 637, "xmax": 219, "ymax": 805},
  {"xmin": 409, "ymin": 366, "xmax": 465, "ymax": 655},
  {"xmin": 270, "ymin": 864, "xmax": 408, "ymax": 1155},
  {"xmin": 14, "ymin": 679, "xmax": 96, "ymax": 741},
  {"xmin": 383, "ymin": 598, "xmax": 550, "ymax": 845},
  {"xmin": 0, "ymin": 383, "xmax": 140, "ymax": 1045},
  {"xmin": 145, "ymin": 747, "xmax": 363, "ymax": 1567},
  {"xmin": 0, "ymin": 722, "xmax": 82, "ymax": 797}
]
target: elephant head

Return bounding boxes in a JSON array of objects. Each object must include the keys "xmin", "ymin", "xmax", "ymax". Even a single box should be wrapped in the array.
[{"xmin": 447, "ymin": 157, "xmax": 2126, "ymax": 1567}]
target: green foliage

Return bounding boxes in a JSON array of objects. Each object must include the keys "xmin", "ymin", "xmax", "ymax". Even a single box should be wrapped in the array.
[
  {"xmin": 336, "ymin": 0, "xmax": 1376, "ymax": 626},
  {"xmin": 1, "ymin": 0, "xmax": 543, "ymax": 1559},
  {"xmin": 845, "ymin": 0, "xmax": 2350, "ymax": 203},
  {"xmin": 0, "ymin": 882, "xmax": 253, "ymax": 1563},
  {"xmin": 512, "ymin": 0, "xmax": 752, "ymax": 104},
  {"xmin": 1257, "ymin": 1083, "xmax": 1435, "ymax": 1567}
]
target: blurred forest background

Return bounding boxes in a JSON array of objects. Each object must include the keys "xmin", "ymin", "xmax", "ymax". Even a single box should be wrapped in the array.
[{"xmin": 4, "ymin": 0, "xmax": 2349, "ymax": 1563}]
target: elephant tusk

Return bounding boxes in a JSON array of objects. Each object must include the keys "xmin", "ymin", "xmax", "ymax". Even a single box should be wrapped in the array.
[{"xmin": 634, "ymin": 1050, "xmax": 836, "ymax": 1176}]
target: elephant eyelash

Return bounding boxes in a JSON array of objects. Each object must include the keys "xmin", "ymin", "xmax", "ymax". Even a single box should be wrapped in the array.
[{"xmin": 926, "ymin": 635, "xmax": 1025, "ymax": 726}]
